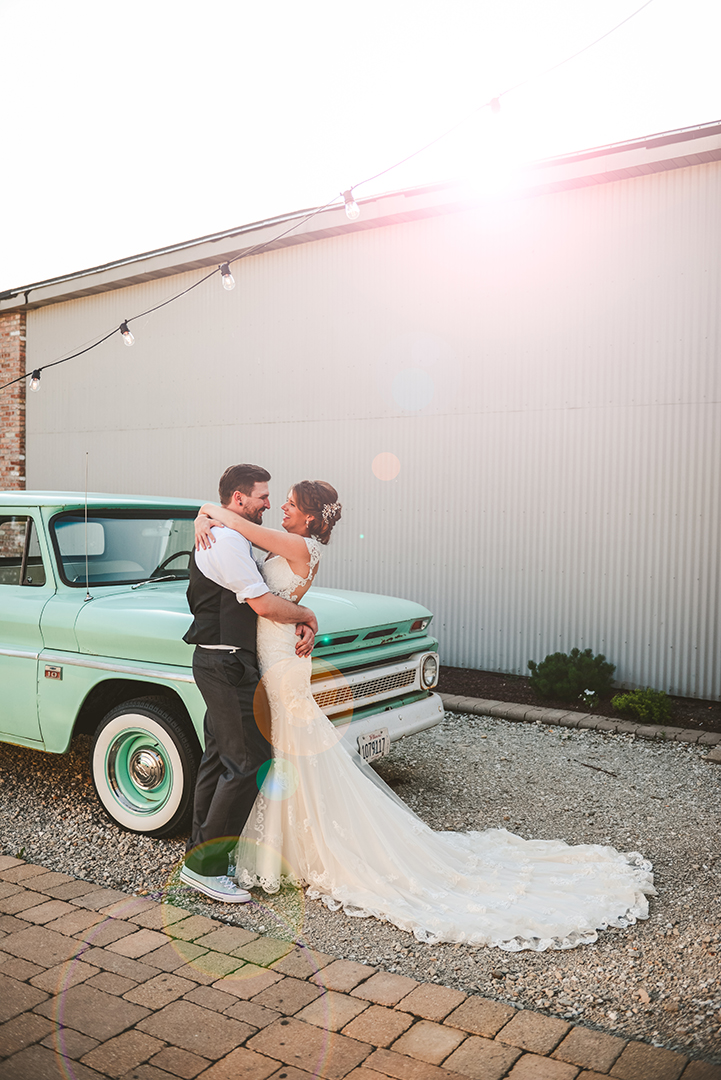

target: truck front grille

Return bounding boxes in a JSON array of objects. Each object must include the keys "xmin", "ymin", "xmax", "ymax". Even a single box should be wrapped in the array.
[{"xmin": 313, "ymin": 668, "xmax": 416, "ymax": 710}]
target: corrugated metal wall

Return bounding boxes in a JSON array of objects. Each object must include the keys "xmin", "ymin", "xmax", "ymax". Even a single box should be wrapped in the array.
[{"xmin": 25, "ymin": 161, "xmax": 721, "ymax": 699}]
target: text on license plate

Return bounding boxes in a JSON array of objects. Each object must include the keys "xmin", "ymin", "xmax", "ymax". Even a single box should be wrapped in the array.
[{"xmin": 357, "ymin": 727, "xmax": 390, "ymax": 763}]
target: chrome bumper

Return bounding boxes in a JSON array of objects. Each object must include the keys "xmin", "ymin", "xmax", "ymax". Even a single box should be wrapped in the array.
[{"xmin": 334, "ymin": 691, "xmax": 445, "ymax": 750}]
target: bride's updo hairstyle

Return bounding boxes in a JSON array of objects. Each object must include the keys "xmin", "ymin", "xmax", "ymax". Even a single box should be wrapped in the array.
[{"xmin": 293, "ymin": 481, "xmax": 342, "ymax": 545}]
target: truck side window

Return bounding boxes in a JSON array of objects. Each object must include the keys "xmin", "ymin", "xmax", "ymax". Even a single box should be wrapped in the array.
[{"xmin": 0, "ymin": 517, "xmax": 47, "ymax": 587}]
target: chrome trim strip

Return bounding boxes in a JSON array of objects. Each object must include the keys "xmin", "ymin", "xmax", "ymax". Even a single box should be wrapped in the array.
[
  {"xmin": 0, "ymin": 648, "xmax": 40, "ymax": 661},
  {"xmin": 40, "ymin": 653, "xmax": 195, "ymax": 684}
]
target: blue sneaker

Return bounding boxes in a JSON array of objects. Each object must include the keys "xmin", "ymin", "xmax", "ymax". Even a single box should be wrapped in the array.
[{"xmin": 179, "ymin": 865, "xmax": 251, "ymax": 903}]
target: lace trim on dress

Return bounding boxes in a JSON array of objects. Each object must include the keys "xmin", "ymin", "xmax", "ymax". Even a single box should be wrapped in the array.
[
  {"xmin": 267, "ymin": 535, "xmax": 322, "ymax": 601},
  {"xmin": 235, "ymin": 858, "xmax": 654, "ymax": 951},
  {"xmin": 235, "ymin": 841, "xmax": 655, "ymax": 952}
]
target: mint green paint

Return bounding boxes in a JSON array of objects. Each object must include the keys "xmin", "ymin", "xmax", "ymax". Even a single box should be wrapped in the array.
[
  {"xmin": 36, "ymin": 653, "xmax": 206, "ymax": 754},
  {"xmin": 73, "ymin": 584, "xmax": 196, "ymax": 666},
  {"xmin": 0, "ymin": 509, "xmax": 54, "ymax": 741},
  {"xmin": 306, "ymin": 587, "xmax": 432, "ymax": 636},
  {"xmin": 0, "ymin": 583, "xmax": 51, "ymax": 742}
]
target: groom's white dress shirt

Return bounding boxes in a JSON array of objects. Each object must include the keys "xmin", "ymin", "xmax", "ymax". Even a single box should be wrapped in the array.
[{"xmin": 193, "ymin": 526, "xmax": 269, "ymax": 649}]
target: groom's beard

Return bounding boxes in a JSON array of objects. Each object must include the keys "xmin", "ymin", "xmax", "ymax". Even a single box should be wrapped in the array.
[{"xmin": 243, "ymin": 507, "xmax": 265, "ymax": 525}]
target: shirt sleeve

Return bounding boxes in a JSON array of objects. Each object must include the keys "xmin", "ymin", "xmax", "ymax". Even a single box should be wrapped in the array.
[{"xmin": 194, "ymin": 528, "xmax": 269, "ymax": 603}]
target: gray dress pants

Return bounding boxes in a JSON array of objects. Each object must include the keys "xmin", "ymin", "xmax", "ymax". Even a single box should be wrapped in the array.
[{"xmin": 184, "ymin": 646, "xmax": 271, "ymax": 877}]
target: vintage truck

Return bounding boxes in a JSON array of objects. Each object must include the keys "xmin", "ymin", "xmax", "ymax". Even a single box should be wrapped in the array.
[{"xmin": 0, "ymin": 493, "xmax": 442, "ymax": 837}]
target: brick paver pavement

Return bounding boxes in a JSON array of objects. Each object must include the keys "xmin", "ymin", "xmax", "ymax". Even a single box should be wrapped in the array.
[{"xmin": 0, "ymin": 856, "xmax": 718, "ymax": 1080}]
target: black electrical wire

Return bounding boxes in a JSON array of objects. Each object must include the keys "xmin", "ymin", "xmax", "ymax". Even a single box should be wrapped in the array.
[
  {"xmin": 224, "ymin": 194, "xmax": 344, "ymax": 265},
  {"xmin": 0, "ymin": 327, "xmax": 119, "ymax": 391},
  {"xmin": 501, "ymin": 0, "xmax": 656, "ymax": 101},
  {"xmin": 349, "ymin": 0, "xmax": 656, "ymax": 195},
  {"xmin": 128, "ymin": 266, "xmax": 219, "ymax": 324}
]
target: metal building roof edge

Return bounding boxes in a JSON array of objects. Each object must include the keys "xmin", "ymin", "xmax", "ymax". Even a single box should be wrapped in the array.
[{"xmin": 2, "ymin": 118, "xmax": 720, "ymax": 313}]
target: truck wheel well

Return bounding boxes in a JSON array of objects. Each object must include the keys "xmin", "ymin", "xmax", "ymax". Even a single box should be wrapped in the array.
[{"xmin": 74, "ymin": 679, "xmax": 197, "ymax": 745}]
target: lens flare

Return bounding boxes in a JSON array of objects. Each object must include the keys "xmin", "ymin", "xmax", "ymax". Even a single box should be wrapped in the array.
[
  {"xmin": 156, "ymin": 845, "xmax": 307, "ymax": 972},
  {"xmin": 372, "ymin": 452, "xmax": 401, "ymax": 481},
  {"xmin": 257, "ymin": 757, "xmax": 300, "ymax": 801}
]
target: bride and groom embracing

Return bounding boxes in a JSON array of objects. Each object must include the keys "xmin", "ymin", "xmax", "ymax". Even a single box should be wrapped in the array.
[{"xmin": 180, "ymin": 461, "xmax": 655, "ymax": 951}]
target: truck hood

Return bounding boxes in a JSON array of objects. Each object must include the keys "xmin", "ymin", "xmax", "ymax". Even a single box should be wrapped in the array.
[
  {"xmin": 73, "ymin": 582, "xmax": 432, "ymax": 666},
  {"xmin": 73, "ymin": 582, "xmax": 195, "ymax": 667},
  {"xmin": 306, "ymin": 587, "xmax": 431, "ymax": 634}
]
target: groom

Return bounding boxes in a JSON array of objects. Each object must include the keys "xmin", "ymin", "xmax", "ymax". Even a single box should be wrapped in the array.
[{"xmin": 180, "ymin": 463, "xmax": 318, "ymax": 903}]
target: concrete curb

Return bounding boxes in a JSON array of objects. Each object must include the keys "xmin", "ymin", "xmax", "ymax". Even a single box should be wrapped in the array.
[{"xmin": 439, "ymin": 693, "xmax": 721, "ymax": 759}]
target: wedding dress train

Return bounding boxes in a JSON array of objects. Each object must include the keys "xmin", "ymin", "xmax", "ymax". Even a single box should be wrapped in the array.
[{"xmin": 236, "ymin": 538, "xmax": 655, "ymax": 951}]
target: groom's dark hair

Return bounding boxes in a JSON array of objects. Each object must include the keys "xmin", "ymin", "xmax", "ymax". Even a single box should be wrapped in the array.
[{"xmin": 218, "ymin": 463, "xmax": 271, "ymax": 504}]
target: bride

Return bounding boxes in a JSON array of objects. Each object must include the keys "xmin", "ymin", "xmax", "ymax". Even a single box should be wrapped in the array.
[{"xmin": 195, "ymin": 482, "xmax": 655, "ymax": 951}]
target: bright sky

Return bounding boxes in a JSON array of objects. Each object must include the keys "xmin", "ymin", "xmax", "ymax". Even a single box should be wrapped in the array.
[{"xmin": 1, "ymin": 0, "xmax": 719, "ymax": 292}]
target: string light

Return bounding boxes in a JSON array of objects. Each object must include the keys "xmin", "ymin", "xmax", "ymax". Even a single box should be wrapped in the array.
[
  {"xmin": 29, "ymin": 370, "xmax": 41, "ymax": 392},
  {"xmin": 220, "ymin": 263, "xmax": 236, "ymax": 291},
  {"xmin": 343, "ymin": 190, "xmax": 360, "ymax": 221},
  {"xmin": 490, "ymin": 98, "xmax": 501, "ymax": 114},
  {"xmin": 119, "ymin": 321, "xmax": 135, "ymax": 346}
]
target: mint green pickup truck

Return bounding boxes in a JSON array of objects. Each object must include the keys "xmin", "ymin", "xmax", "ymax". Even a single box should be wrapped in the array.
[{"xmin": 0, "ymin": 494, "xmax": 442, "ymax": 836}]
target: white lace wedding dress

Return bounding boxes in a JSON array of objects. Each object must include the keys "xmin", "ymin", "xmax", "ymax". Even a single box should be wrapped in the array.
[{"xmin": 236, "ymin": 537, "xmax": 655, "ymax": 951}]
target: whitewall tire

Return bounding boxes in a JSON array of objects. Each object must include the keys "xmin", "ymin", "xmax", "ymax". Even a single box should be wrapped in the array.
[{"xmin": 91, "ymin": 699, "xmax": 199, "ymax": 837}]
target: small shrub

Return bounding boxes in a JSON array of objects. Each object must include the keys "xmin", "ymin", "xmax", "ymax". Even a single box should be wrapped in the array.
[
  {"xmin": 527, "ymin": 648, "xmax": 616, "ymax": 701},
  {"xmin": 611, "ymin": 687, "xmax": 673, "ymax": 724}
]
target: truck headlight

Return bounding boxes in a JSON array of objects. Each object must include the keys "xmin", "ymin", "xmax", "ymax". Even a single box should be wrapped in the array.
[{"xmin": 420, "ymin": 653, "xmax": 439, "ymax": 688}]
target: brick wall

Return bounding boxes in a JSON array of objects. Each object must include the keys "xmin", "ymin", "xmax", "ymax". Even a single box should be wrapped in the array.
[{"xmin": 0, "ymin": 311, "xmax": 27, "ymax": 491}]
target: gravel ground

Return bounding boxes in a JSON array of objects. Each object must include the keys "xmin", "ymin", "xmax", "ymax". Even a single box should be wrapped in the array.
[{"xmin": 1, "ymin": 711, "xmax": 719, "ymax": 1064}]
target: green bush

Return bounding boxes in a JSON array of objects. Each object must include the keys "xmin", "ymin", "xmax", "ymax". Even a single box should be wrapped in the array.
[
  {"xmin": 611, "ymin": 688, "xmax": 673, "ymax": 724},
  {"xmin": 527, "ymin": 648, "xmax": 616, "ymax": 701}
]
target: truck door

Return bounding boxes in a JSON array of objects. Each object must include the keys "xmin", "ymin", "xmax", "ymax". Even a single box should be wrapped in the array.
[{"xmin": 0, "ymin": 514, "xmax": 52, "ymax": 743}]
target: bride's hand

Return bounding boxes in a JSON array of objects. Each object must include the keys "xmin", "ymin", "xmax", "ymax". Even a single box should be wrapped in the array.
[
  {"xmin": 295, "ymin": 623, "xmax": 315, "ymax": 657},
  {"xmin": 195, "ymin": 513, "xmax": 224, "ymax": 551}
]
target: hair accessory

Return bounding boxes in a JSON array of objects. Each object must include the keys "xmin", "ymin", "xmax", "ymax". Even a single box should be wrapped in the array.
[{"xmin": 322, "ymin": 501, "xmax": 341, "ymax": 523}]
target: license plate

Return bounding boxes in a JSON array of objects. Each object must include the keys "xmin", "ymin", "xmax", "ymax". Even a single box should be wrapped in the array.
[{"xmin": 357, "ymin": 727, "xmax": 390, "ymax": 763}]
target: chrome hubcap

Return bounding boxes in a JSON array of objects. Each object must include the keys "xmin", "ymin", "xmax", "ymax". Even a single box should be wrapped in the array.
[{"xmin": 128, "ymin": 748, "xmax": 166, "ymax": 790}]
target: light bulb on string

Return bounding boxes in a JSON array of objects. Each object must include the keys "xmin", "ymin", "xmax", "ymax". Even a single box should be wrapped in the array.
[
  {"xmin": 343, "ymin": 189, "xmax": 360, "ymax": 221},
  {"xmin": 29, "ymin": 370, "xmax": 41, "ymax": 392},
  {"xmin": 220, "ymin": 263, "xmax": 236, "ymax": 291},
  {"xmin": 490, "ymin": 97, "xmax": 501, "ymax": 115},
  {"xmin": 119, "ymin": 321, "xmax": 135, "ymax": 346}
]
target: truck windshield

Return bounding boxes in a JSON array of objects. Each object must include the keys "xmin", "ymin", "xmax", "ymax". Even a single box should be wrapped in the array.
[{"xmin": 50, "ymin": 510, "xmax": 197, "ymax": 587}]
